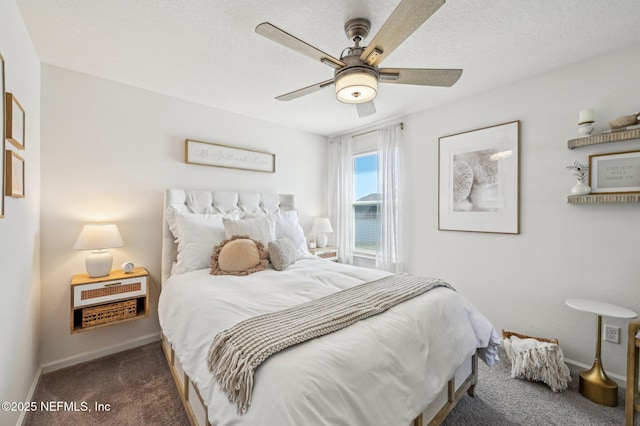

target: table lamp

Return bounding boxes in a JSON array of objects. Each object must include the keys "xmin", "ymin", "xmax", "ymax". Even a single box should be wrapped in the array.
[
  {"xmin": 312, "ymin": 218, "xmax": 333, "ymax": 248},
  {"xmin": 73, "ymin": 223, "xmax": 125, "ymax": 277}
]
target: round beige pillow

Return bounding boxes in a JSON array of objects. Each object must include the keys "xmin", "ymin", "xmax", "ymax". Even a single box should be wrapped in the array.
[{"xmin": 210, "ymin": 235, "xmax": 268, "ymax": 276}]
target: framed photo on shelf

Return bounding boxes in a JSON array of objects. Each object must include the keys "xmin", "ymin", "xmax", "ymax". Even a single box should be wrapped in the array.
[
  {"xmin": 185, "ymin": 139, "xmax": 276, "ymax": 173},
  {"xmin": 5, "ymin": 150, "xmax": 25, "ymax": 198},
  {"xmin": 6, "ymin": 92, "xmax": 25, "ymax": 150},
  {"xmin": 589, "ymin": 150, "xmax": 640, "ymax": 194},
  {"xmin": 438, "ymin": 120, "xmax": 520, "ymax": 234},
  {"xmin": 0, "ymin": 53, "xmax": 5, "ymax": 217}
]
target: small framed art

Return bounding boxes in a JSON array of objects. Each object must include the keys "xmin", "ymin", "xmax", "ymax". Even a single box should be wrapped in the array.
[
  {"xmin": 589, "ymin": 150, "xmax": 640, "ymax": 194},
  {"xmin": 6, "ymin": 92, "xmax": 25, "ymax": 150},
  {"xmin": 5, "ymin": 150, "xmax": 25, "ymax": 198},
  {"xmin": 185, "ymin": 139, "xmax": 275, "ymax": 173},
  {"xmin": 438, "ymin": 121, "xmax": 520, "ymax": 234},
  {"xmin": 0, "ymin": 53, "xmax": 5, "ymax": 217}
]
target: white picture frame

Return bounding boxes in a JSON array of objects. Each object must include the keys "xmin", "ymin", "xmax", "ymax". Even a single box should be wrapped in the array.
[
  {"xmin": 438, "ymin": 121, "xmax": 520, "ymax": 234},
  {"xmin": 185, "ymin": 139, "xmax": 275, "ymax": 173}
]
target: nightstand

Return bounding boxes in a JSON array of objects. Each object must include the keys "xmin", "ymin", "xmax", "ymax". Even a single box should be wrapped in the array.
[
  {"xmin": 309, "ymin": 246, "xmax": 339, "ymax": 261},
  {"xmin": 70, "ymin": 267, "xmax": 149, "ymax": 333}
]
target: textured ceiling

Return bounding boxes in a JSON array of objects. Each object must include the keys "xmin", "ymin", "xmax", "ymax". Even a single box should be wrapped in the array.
[{"xmin": 16, "ymin": 0, "xmax": 640, "ymax": 136}]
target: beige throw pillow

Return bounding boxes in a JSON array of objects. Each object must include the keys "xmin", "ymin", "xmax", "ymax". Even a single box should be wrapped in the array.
[{"xmin": 210, "ymin": 235, "xmax": 268, "ymax": 276}]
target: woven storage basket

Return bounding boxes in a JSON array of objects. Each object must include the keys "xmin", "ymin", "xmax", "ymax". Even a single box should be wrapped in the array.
[
  {"xmin": 82, "ymin": 299, "xmax": 137, "ymax": 328},
  {"xmin": 502, "ymin": 329, "xmax": 559, "ymax": 345}
]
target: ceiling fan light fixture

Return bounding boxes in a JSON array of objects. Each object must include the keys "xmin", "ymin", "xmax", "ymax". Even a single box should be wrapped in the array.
[{"xmin": 335, "ymin": 68, "xmax": 378, "ymax": 104}]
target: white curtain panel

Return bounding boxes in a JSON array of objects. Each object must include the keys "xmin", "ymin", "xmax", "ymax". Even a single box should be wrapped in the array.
[
  {"xmin": 376, "ymin": 123, "xmax": 403, "ymax": 273},
  {"xmin": 328, "ymin": 135, "xmax": 354, "ymax": 264}
]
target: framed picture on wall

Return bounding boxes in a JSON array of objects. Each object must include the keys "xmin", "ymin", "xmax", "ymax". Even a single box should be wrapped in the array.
[
  {"xmin": 5, "ymin": 150, "xmax": 25, "ymax": 198},
  {"xmin": 185, "ymin": 139, "xmax": 276, "ymax": 173},
  {"xmin": 438, "ymin": 120, "xmax": 520, "ymax": 234},
  {"xmin": 0, "ymin": 53, "xmax": 5, "ymax": 218},
  {"xmin": 589, "ymin": 150, "xmax": 640, "ymax": 194},
  {"xmin": 6, "ymin": 92, "xmax": 25, "ymax": 150}
]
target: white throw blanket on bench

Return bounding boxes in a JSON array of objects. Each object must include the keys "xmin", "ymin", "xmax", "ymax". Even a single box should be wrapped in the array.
[{"xmin": 207, "ymin": 273, "xmax": 452, "ymax": 413}]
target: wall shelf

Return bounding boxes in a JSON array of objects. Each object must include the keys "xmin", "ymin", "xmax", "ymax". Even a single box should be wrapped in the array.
[
  {"xmin": 567, "ymin": 193, "xmax": 640, "ymax": 204},
  {"xmin": 567, "ymin": 129, "xmax": 640, "ymax": 149}
]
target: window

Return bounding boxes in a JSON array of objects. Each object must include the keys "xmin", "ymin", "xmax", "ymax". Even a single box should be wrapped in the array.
[{"xmin": 353, "ymin": 152, "xmax": 379, "ymax": 255}]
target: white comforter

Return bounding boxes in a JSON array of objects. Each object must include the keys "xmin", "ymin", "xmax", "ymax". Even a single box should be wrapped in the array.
[{"xmin": 158, "ymin": 257, "xmax": 500, "ymax": 426}]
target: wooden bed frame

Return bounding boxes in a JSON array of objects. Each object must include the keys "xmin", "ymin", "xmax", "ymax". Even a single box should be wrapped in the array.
[
  {"xmin": 161, "ymin": 333, "xmax": 477, "ymax": 426},
  {"xmin": 159, "ymin": 189, "xmax": 478, "ymax": 425}
]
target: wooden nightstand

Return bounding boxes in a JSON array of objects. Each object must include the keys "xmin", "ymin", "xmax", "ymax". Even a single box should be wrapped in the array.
[
  {"xmin": 70, "ymin": 267, "xmax": 149, "ymax": 333},
  {"xmin": 309, "ymin": 246, "xmax": 339, "ymax": 261}
]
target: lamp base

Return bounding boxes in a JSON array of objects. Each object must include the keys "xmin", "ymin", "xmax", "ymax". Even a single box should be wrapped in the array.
[
  {"xmin": 316, "ymin": 233, "xmax": 328, "ymax": 248},
  {"xmin": 86, "ymin": 250, "xmax": 113, "ymax": 277}
]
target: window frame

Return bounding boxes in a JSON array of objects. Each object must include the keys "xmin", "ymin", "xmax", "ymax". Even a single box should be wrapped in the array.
[{"xmin": 352, "ymin": 150, "xmax": 380, "ymax": 258}]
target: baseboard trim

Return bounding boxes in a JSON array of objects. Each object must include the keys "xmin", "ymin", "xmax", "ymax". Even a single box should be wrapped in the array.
[
  {"xmin": 16, "ymin": 365, "xmax": 42, "ymax": 426},
  {"xmin": 40, "ymin": 332, "xmax": 161, "ymax": 374},
  {"xmin": 564, "ymin": 357, "xmax": 626, "ymax": 387}
]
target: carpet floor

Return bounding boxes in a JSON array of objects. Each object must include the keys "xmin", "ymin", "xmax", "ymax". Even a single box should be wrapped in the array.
[{"xmin": 23, "ymin": 342, "xmax": 637, "ymax": 425}]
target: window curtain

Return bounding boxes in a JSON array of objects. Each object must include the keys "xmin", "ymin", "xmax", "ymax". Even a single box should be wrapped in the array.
[
  {"xmin": 376, "ymin": 123, "xmax": 403, "ymax": 273},
  {"xmin": 328, "ymin": 135, "xmax": 354, "ymax": 264}
]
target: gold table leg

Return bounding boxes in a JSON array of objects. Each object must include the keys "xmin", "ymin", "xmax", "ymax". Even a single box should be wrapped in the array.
[{"xmin": 579, "ymin": 315, "xmax": 618, "ymax": 406}]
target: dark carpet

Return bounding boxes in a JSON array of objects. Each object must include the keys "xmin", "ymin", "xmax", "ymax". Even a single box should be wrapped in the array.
[
  {"xmin": 23, "ymin": 342, "xmax": 637, "ymax": 425},
  {"xmin": 24, "ymin": 341, "xmax": 189, "ymax": 426}
]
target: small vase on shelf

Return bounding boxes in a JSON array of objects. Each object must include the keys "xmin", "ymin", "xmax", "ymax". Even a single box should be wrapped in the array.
[{"xmin": 571, "ymin": 179, "xmax": 591, "ymax": 196}]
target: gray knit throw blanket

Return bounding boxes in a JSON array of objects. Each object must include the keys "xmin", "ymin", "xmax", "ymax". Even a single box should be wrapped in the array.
[{"xmin": 207, "ymin": 273, "xmax": 452, "ymax": 413}]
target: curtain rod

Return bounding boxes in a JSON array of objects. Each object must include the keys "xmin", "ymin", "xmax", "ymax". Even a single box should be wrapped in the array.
[{"xmin": 352, "ymin": 122, "xmax": 403, "ymax": 139}]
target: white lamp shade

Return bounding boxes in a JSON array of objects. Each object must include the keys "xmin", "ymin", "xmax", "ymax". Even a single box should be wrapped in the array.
[
  {"xmin": 335, "ymin": 71, "xmax": 377, "ymax": 104},
  {"xmin": 312, "ymin": 218, "xmax": 334, "ymax": 234},
  {"xmin": 73, "ymin": 223, "xmax": 124, "ymax": 277},
  {"xmin": 73, "ymin": 223, "xmax": 124, "ymax": 250}
]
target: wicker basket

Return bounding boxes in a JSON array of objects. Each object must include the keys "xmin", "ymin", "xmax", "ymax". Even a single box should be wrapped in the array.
[
  {"xmin": 502, "ymin": 329, "xmax": 559, "ymax": 345},
  {"xmin": 82, "ymin": 299, "xmax": 137, "ymax": 328}
]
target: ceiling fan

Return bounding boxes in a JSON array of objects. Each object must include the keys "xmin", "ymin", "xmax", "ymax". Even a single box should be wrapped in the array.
[{"xmin": 255, "ymin": 0, "xmax": 462, "ymax": 118}]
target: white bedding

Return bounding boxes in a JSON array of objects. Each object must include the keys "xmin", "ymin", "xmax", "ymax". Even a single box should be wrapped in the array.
[{"xmin": 158, "ymin": 256, "xmax": 500, "ymax": 426}]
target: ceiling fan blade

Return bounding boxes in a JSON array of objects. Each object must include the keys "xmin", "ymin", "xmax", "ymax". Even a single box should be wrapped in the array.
[
  {"xmin": 275, "ymin": 79, "xmax": 335, "ymax": 101},
  {"xmin": 256, "ymin": 22, "xmax": 346, "ymax": 69},
  {"xmin": 360, "ymin": 0, "xmax": 445, "ymax": 67},
  {"xmin": 379, "ymin": 68, "xmax": 462, "ymax": 87},
  {"xmin": 356, "ymin": 101, "xmax": 376, "ymax": 118}
]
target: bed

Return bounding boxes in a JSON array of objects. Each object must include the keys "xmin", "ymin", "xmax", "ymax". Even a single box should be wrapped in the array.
[{"xmin": 158, "ymin": 189, "xmax": 501, "ymax": 426}]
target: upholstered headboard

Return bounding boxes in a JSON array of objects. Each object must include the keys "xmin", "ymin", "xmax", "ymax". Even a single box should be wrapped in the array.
[{"xmin": 162, "ymin": 189, "xmax": 296, "ymax": 285}]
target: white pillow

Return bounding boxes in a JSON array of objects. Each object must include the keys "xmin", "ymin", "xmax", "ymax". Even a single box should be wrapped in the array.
[
  {"xmin": 270, "ymin": 211, "xmax": 309, "ymax": 257},
  {"xmin": 223, "ymin": 216, "xmax": 276, "ymax": 248},
  {"xmin": 173, "ymin": 213, "xmax": 226, "ymax": 275}
]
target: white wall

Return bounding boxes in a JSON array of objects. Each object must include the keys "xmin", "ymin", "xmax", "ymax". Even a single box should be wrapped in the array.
[
  {"xmin": 39, "ymin": 65, "xmax": 326, "ymax": 368},
  {"xmin": 401, "ymin": 42, "xmax": 640, "ymax": 378},
  {"xmin": 0, "ymin": 0, "xmax": 41, "ymax": 424}
]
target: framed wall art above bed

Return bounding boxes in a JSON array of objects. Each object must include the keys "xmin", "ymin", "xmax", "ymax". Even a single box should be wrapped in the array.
[
  {"xmin": 438, "ymin": 120, "xmax": 520, "ymax": 234},
  {"xmin": 185, "ymin": 139, "xmax": 275, "ymax": 173}
]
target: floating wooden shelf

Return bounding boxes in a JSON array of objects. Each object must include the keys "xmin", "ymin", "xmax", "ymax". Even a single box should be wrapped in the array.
[
  {"xmin": 567, "ymin": 129, "xmax": 640, "ymax": 149},
  {"xmin": 567, "ymin": 193, "xmax": 640, "ymax": 204}
]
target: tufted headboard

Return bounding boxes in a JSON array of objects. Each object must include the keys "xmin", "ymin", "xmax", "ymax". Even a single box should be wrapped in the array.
[{"xmin": 162, "ymin": 189, "xmax": 296, "ymax": 286}]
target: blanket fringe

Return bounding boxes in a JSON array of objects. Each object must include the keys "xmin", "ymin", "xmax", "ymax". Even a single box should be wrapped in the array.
[{"xmin": 504, "ymin": 337, "xmax": 571, "ymax": 392}]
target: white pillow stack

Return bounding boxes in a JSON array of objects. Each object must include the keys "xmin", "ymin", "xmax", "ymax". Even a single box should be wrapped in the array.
[{"xmin": 167, "ymin": 206, "xmax": 309, "ymax": 276}]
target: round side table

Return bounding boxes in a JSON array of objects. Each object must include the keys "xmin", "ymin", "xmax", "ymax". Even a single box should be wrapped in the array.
[{"xmin": 566, "ymin": 298, "xmax": 637, "ymax": 407}]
